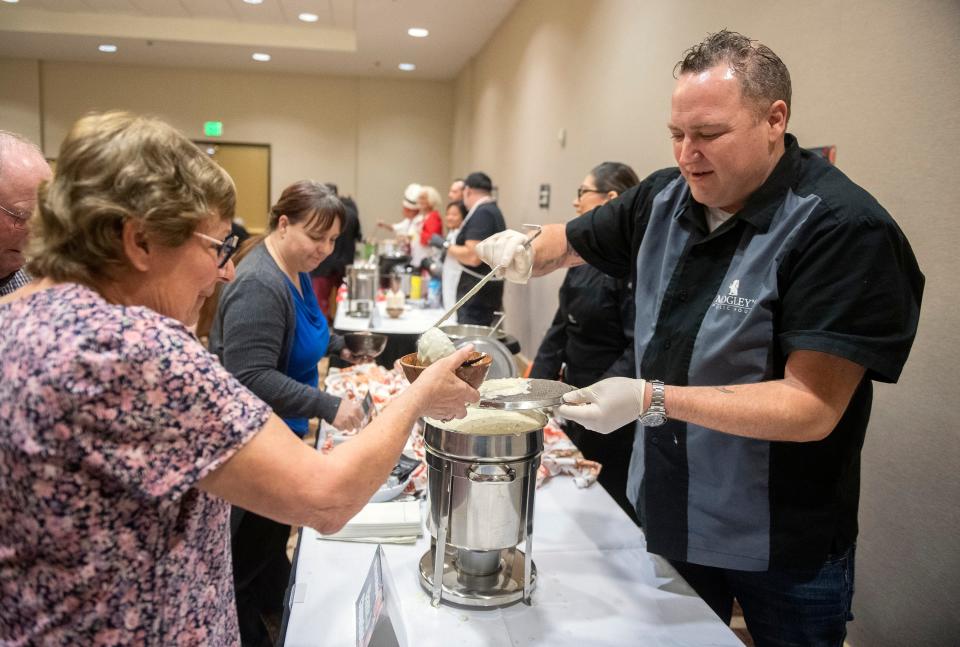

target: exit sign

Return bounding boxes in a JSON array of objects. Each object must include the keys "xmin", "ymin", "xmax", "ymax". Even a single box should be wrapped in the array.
[{"xmin": 203, "ymin": 121, "xmax": 223, "ymax": 137}]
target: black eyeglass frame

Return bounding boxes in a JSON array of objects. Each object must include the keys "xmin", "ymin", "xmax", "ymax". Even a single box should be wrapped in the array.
[
  {"xmin": 194, "ymin": 232, "xmax": 240, "ymax": 268},
  {"xmin": 576, "ymin": 187, "xmax": 605, "ymax": 199}
]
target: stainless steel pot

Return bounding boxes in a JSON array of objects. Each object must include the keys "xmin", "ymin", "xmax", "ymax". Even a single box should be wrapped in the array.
[
  {"xmin": 424, "ymin": 423, "xmax": 542, "ymax": 551},
  {"xmin": 347, "ymin": 263, "xmax": 378, "ymax": 309},
  {"xmin": 393, "ymin": 266, "xmax": 413, "ymax": 297},
  {"xmin": 420, "ymin": 410, "xmax": 546, "ymax": 608},
  {"xmin": 378, "ymin": 254, "xmax": 410, "ymax": 288}
]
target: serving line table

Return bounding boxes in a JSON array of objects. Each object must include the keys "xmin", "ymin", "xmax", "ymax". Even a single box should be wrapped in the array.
[
  {"xmin": 334, "ymin": 301, "xmax": 446, "ymax": 336},
  {"xmin": 280, "ymin": 468, "xmax": 742, "ymax": 646}
]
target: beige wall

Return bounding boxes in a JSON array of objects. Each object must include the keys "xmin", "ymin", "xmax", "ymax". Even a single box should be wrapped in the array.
[
  {"xmin": 452, "ymin": 1, "xmax": 960, "ymax": 645},
  {"xmin": 0, "ymin": 59, "xmax": 42, "ymax": 146},
  {"xmin": 0, "ymin": 59, "xmax": 454, "ymax": 237}
]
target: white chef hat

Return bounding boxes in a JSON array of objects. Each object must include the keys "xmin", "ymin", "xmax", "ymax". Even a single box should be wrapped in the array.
[{"xmin": 402, "ymin": 183, "xmax": 422, "ymax": 209}]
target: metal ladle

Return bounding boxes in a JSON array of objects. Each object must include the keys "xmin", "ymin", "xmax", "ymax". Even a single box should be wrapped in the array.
[
  {"xmin": 488, "ymin": 311, "xmax": 506, "ymax": 337},
  {"xmin": 429, "ymin": 225, "xmax": 542, "ymax": 330}
]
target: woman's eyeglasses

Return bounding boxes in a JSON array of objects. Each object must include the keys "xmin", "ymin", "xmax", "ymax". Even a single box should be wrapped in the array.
[
  {"xmin": 576, "ymin": 187, "xmax": 604, "ymax": 199},
  {"xmin": 194, "ymin": 232, "xmax": 240, "ymax": 268},
  {"xmin": 0, "ymin": 203, "xmax": 30, "ymax": 229}
]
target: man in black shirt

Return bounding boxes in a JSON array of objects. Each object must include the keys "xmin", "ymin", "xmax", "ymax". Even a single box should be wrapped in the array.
[
  {"xmin": 478, "ymin": 30, "xmax": 923, "ymax": 645},
  {"xmin": 445, "ymin": 172, "xmax": 505, "ymax": 325}
]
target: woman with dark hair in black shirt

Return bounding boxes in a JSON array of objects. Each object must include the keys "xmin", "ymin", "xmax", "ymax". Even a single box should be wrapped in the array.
[{"xmin": 530, "ymin": 161, "xmax": 641, "ymax": 523}]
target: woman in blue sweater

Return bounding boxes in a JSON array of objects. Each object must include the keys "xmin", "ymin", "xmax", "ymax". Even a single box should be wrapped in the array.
[{"xmin": 211, "ymin": 180, "xmax": 364, "ymax": 645}]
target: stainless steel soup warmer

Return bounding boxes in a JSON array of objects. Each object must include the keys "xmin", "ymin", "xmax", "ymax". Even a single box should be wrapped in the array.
[{"xmin": 418, "ymin": 411, "xmax": 546, "ymax": 608}]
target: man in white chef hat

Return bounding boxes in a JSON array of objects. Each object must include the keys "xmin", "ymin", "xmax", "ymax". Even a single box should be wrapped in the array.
[{"xmin": 378, "ymin": 182, "xmax": 429, "ymax": 266}]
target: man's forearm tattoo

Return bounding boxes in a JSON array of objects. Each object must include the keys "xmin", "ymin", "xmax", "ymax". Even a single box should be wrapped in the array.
[{"xmin": 540, "ymin": 241, "xmax": 580, "ymax": 273}]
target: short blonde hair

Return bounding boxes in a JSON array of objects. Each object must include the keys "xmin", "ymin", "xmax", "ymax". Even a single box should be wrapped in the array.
[
  {"xmin": 420, "ymin": 185, "xmax": 442, "ymax": 212},
  {"xmin": 26, "ymin": 111, "xmax": 235, "ymax": 284}
]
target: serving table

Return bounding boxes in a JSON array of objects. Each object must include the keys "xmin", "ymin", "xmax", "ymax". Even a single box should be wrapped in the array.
[
  {"xmin": 333, "ymin": 302, "xmax": 443, "ymax": 366},
  {"xmin": 280, "ymin": 459, "xmax": 742, "ymax": 646}
]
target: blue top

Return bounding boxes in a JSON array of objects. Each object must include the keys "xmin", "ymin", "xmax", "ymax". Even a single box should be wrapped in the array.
[{"xmin": 282, "ymin": 272, "xmax": 330, "ymax": 437}]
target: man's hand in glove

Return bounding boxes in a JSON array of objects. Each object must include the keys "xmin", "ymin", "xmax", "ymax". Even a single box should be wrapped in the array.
[
  {"xmin": 557, "ymin": 377, "xmax": 647, "ymax": 434},
  {"xmin": 475, "ymin": 230, "xmax": 533, "ymax": 283},
  {"xmin": 429, "ymin": 234, "xmax": 448, "ymax": 249}
]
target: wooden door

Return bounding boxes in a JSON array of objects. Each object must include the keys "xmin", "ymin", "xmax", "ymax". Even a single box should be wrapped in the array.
[{"xmin": 195, "ymin": 142, "xmax": 271, "ymax": 233}]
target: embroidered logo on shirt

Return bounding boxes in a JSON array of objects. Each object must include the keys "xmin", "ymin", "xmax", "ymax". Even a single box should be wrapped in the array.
[{"xmin": 712, "ymin": 278, "xmax": 757, "ymax": 314}]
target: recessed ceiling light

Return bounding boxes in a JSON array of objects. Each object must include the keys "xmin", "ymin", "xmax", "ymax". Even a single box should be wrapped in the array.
[
  {"xmin": 98, "ymin": 44, "xmax": 118, "ymax": 53},
  {"xmin": 298, "ymin": 12, "xmax": 319, "ymax": 23},
  {"xmin": 252, "ymin": 52, "xmax": 271, "ymax": 62},
  {"xmin": 243, "ymin": 0, "xmax": 263, "ymax": 5},
  {"xmin": 407, "ymin": 27, "xmax": 429, "ymax": 38},
  {"xmin": 398, "ymin": 63, "xmax": 416, "ymax": 72},
  {"xmin": 2, "ymin": 0, "xmax": 20, "ymax": 4}
]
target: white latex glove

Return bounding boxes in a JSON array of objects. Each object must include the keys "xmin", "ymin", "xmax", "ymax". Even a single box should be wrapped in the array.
[
  {"xmin": 475, "ymin": 230, "xmax": 533, "ymax": 284},
  {"xmin": 556, "ymin": 377, "xmax": 647, "ymax": 434}
]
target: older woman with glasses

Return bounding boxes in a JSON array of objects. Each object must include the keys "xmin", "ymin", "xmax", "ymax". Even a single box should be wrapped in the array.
[
  {"xmin": 0, "ymin": 111, "xmax": 478, "ymax": 645},
  {"xmin": 530, "ymin": 161, "xmax": 641, "ymax": 523}
]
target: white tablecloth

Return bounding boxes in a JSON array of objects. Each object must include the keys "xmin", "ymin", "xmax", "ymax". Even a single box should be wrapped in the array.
[
  {"xmin": 282, "ymin": 475, "xmax": 742, "ymax": 646},
  {"xmin": 334, "ymin": 301, "xmax": 446, "ymax": 335}
]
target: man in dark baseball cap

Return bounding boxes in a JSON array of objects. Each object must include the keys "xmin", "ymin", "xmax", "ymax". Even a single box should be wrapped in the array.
[{"xmin": 443, "ymin": 171, "xmax": 505, "ymax": 325}]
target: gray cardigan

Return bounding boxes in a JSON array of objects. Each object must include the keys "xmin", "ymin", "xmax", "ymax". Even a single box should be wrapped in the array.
[{"xmin": 210, "ymin": 243, "xmax": 345, "ymax": 423}]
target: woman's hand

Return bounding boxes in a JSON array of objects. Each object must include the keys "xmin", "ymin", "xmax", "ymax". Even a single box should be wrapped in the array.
[
  {"xmin": 332, "ymin": 397, "xmax": 365, "ymax": 430},
  {"xmin": 409, "ymin": 346, "xmax": 481, "ymax": 420}
]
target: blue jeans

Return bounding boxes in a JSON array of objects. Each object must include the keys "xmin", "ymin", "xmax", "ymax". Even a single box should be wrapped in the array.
[{"xmin": 670, "ymin": 545, "xmax": 856, "ymax": 647}]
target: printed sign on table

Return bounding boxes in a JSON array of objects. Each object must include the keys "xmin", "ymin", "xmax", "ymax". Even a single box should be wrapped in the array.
[{"xmin": 356, "ymin": 545, "xmax": 407, "ymax": 647}]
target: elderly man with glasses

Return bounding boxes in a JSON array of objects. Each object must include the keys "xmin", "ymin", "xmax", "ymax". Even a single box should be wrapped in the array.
[{"xmin": 0, "ymin": 131, "xmax": 51, "ymax": 296}]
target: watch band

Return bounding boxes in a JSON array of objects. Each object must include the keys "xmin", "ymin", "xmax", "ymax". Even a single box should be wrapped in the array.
[
  {"xmin": 639, "ymin": 379, "xmax": 667, "ymax": 426},
  {"xmin": 647, "ymin": 379, "xmax": 665, "ymax": 414}
]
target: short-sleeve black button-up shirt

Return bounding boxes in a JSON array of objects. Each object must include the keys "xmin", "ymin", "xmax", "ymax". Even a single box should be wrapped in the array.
[{"xmin": 567, "ymin": 135, "xmax": 924, "ymax": 570}]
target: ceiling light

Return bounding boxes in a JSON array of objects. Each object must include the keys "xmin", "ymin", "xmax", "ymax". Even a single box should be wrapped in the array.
[
  {"xmin": 407, "ymin": 27, "xmax": 429, "ymax": 38},
  {"xmin": 2, "ymin": 0, "xmax": 20, "ymax": 4},
  {"xmin": 243, "ymin": 0, "xmax": 263, "ymax": 4},
  {"xmin": 298, "ymin": 12, "xmax": 319, "ymax": 23},
  {"xmin": 252, "ymin": 52, "xmax": 271, "ymax": 62},
  {"xmin": 398, "ymin": 63, "xmax": 416, "ymax": 71},
  {"xmin": 98, "ymin": 44, "xmax": 118, "ymax": 53}
]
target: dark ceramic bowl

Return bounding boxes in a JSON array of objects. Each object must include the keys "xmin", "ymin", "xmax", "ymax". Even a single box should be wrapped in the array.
[
  {"xmin": 399, "ymin": 351, "xmax": 491, "ymax": 389},
  {"xmin": 343, "ymin": 331, "xmax": 388, "ymax": 360}
]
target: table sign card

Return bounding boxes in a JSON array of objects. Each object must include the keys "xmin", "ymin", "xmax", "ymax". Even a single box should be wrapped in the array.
[
  {"xmin": 368, "ymin": 303, "xmax": 383, "ymax": 330},
  {"xmin": 356, "ymin": 545, "xmax": 407, "ymax": 647}
]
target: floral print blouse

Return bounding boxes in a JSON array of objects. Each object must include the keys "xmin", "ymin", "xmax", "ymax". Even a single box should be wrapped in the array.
[{"xmin": 0, "ymin": 283, "xmax": 272, "ymax": 645}]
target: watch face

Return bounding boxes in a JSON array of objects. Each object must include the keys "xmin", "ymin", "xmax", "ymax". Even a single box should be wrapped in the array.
[{"xmin": 640, "ymin": 412, "xmax": 666, "ymax": 427}]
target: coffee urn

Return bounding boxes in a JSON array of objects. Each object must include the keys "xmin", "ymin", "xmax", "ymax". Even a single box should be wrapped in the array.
[{"xmin": 345, "ymin": 262, "xmax": 378, "ymax": 317}]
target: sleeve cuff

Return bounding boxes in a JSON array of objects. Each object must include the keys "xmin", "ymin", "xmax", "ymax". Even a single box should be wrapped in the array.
[{"xmin": 779, "ymin": 331, "xmax": 907, "ymax": 383}]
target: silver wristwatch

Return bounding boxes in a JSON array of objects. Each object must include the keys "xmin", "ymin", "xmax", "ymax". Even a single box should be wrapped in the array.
[{"xmin": 639, "ymin": 380, "xmax": 667, "ymax": 427}]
